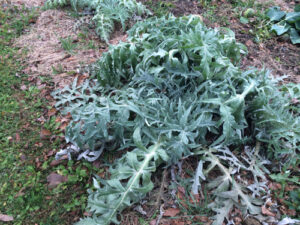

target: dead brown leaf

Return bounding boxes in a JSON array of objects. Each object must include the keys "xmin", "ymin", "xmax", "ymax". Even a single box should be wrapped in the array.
[
  {"xmin": 47, "ymin": 172, "xmax": 68, "ymax": 189},
  {"xmin": 15, "ymin": 187, "xmax": 26, "ymax": 198},
  {"xmin": 59, "ymin": 122, "xmax": 68, "ymax": 131},
  {"xmin": 15, "ymin": 133, "xmax": 20, "ymax": 142},
  {"xmin": 50, "ymin": 155, "xmax": 68, "ymax": 167},
  {"xmin": 164, "ymin": 208, "xmax": 180, "ymax": 217},
  {"xmin": 150, "ymin": 219, "xmax": 156, "ymax": 225},
  {"xmin": 35, "ymin": 157, "xmax": 41, "ymax": 168},
  {"xmin": 48, "ymin": 108, "xmax": 57, "ymax": 117},
  {"xmin": 261, "ymin": 206, "xmax": 276, "ymax": 217},
  {"xmin": 268, "ymin": 182, "xmax": 282, "ymax": 190},
  {"xmin": 40, "ymin": 129, "xmax": 52, "ymax": 139},
  {"xmin": 194, "ymin": 216, "xmax": 209, "ymax": 222}
]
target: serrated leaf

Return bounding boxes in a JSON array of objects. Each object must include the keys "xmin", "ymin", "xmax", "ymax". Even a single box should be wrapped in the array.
[
  {"xmin": 133, "ymin": 127, "xmax": 147, "ymax": 150},
  {"xmin": 210, "ymin": 200, "xmax": 233, "ymax": 225},
  {"xmin": 192, "ymin": 160, "xmax": 206, "ymax": 194},
  {"xmin": 75, "ymin": 218, "xmax": 99, "ymax": 225}
]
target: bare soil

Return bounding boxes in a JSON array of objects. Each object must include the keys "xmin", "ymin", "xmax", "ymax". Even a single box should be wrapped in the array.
[{"xmin": 15, "ymin": 9, "xmax": 104, "ymax": 89}]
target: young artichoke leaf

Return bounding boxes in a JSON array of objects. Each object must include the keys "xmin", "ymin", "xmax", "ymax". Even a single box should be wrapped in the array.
[
  {"xmin": 44, "ymin": 0, "xmax": 151, "ymax": 41},
  {"xmin": 209, "ymin": 199, "xmax": 233, "ymax": 225},
  {"xmin": 193, "ymin": 147, "xmax": 265, "ymax": 224},
  {"xmin": 77, "ymin": 128, "xmax": 168, "ymax": 225}
]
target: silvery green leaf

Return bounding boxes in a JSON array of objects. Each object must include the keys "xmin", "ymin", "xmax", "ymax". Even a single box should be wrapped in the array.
[
  {"xmin": 77, "ymin": 147, "xmax": 104, "ymax": 161},
  {"xmin": 247, "ymin": 182, "xmax": 267, "ymax": 198},
  {"xmin": 192, "ymin": 160, "xmax": 205, "ymax": 194},
  {"xmin": 278, "ymin": 217, "xmax": 300, "ymax": 225},
  {"xmin": 210, "ymin": 199, "xmax": 233, "ymax": 225},
  {"xmin": 133, "ymin": 127, "xmax": 147, "ymax": 151},
  {"xmin": 93, "ymin": 178, "xmax": 100, "ymax": 189},
  {"xmin": 266, "ymin": 6, "xmax": 286, "ymax": 21},
  {"xmin": 271, "ymin": 22, "xmax": 291, "ymax": 35},
  {"xmin": 285, "ymin": 12, "xmax": 300, "ymax": 23},
  {"xmin": 75, "ymin": 217, "xmax": 99, "ymax": 225},
  {"xmin": 290, "ymin": 28, "xmax": 300, "ymax": 44}
]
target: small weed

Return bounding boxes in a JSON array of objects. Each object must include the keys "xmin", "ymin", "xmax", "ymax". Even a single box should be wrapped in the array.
[
  {"xmin": 270, "ymin": 171, "xmax": 300, "ymax": 198},
  {"xmin": 60, "ymin": 36, "xmax": 77, "ymax": 54},
  {"xmin": 143, "ymin": 0, "xmax": 175, "ymax": 17},
  {"xmin": 285, "ymin": 189, "xmax": 300, "ymax": 217},
  {"xmin": 52, "ymin": 64, "xmax": 65, "ymax": 74},
  {"xmin": 270, "ymin": 171, "xmax": 300, "ymax": 217},
  {"xmin": 198, "ymin": 0, "xmax": 213, "ymax": 8}
]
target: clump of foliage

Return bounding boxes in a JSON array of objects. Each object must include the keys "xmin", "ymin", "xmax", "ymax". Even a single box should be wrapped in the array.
[
  {"xmin": 44, "ymin": 0, "xmax": 151, "ymax": 42},
  {"xmin": 266, "ymin": 5, "xmax": 300, "ymax": 44},
  {"xmin": 52, "ymin": 15, "xmax": 300, "ymax": 224}
]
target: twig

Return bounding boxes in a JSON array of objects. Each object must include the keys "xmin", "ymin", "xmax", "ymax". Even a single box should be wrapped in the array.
[
  {"xmin": 170, "ymin": 165, "xmax": 177, "ymax": 199},
  {"xmin": 155, "ymin": 204, "xmax": 164, "ymax": 225},
  {"xmin": 155, "ymin": 168, "xmax": 168, "ymax": 210}
]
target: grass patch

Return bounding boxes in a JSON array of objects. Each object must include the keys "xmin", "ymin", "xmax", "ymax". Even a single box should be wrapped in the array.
[
  {"xmin": 60, "ymin": 36, "xmax": 77, "ymax": 54},
  {"xmin": 0, "ymin": 5, "xmax": 98, "ymax": 225}
]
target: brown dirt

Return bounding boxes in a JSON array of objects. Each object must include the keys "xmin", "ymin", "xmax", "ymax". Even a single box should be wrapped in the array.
[
  {"xmin": 257, "ymin": 0, "xmax": 294, "ymax": 12},
  {"xmin": 15, "ymin": 10, "xmax": 104, "ymax": 89},
  {"xmin": 168, "ymin": 0, "xmax": 202, "ymax": 16}
]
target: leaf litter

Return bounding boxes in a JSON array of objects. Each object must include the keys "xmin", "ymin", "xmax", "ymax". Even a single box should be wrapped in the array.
[{"xmin": 15, "ymin": 9, "xmax": 103, "ymax": 89}]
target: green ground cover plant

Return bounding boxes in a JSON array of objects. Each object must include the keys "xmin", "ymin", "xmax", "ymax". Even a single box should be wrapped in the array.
[
  {"xmin": 266, "ymin": 5, "xmax": 300, "ymax": 44},
  {"xmin": 0, "ymin": 6, "xmax": 99, "ymax": 224},
  {"xmin": 52, "ymin": 15, "xmax": 300, "ymax": 224},
  {"xmin": 44, "ymin": 0, "xmax": 151, "ymax": 42},
  {"xmin": 60, "ymin": 36, "xmax": 78, "ymax": 54}
]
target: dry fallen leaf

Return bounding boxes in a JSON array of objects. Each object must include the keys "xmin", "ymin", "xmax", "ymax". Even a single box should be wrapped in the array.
[
  {"xmin": 47, "ymin": 172, "xmax": 68, "ymax": 189},
  {"xmin": 268, "ymin": 182, "xmax": 282, "ymax": 190},
  {"xmin": 48, "ymin": 108, "xmax": 57, "ymax": 117},
  {"xmin": 83, "ymin": 212, "xmax": 92, "ymax": 217},
  {"xmin": 40, "ymin": 129, "xmax": 52, "ymax": 139},
  {"xmin": 149, "ymin": 219, "xmax": 156, "ymax": 225},
  {"xmin": 261, "ymin": 205, "xmax": 276, "ymax": 217},
  {"xmin": 59, "ymin": 122, "xmax": 68, "ymax": 131},
  {"xmin": 15, "ymin": 187, "xmax": 25, "ymax": 198},
  {"xmin": 164, "ymin": 208, "xmax": 180, "ymax": 217},
  {"xmin": 0, "ymin": 214, "xmax": 14, "ymax": 222},
  {"xmin": 15, "ymin": 133, "xmax": 20, "ymax": 142},
  {"xmin": 194, "ymin": 215, "xmax": 209, "ymax": 222}
]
